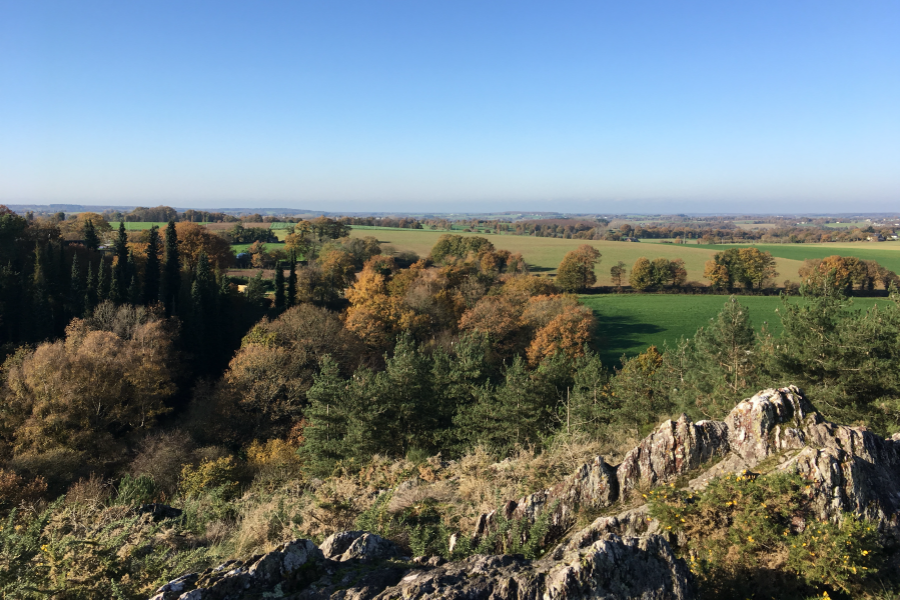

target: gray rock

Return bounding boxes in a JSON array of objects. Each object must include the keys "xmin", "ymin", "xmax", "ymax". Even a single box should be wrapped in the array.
[{"xmin": 319, "ymin": 531, "xmax": 400, "ymax": 562}]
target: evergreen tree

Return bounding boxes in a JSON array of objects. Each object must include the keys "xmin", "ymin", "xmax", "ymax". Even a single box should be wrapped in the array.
[
  {"xmin": 128, "ymin": 275, "xmax": 141, "ymax": 305},
  {"xmin": 83, "ymin": 219, "xmax": 100, "ymax": 251},
  {"xmin": 113, "ymin": 222, "xmax": 128, "ymax": 302},
  {"xmin": 189, "ymin": 252, "xmax": 217, "ymax": 371},
  {"xmin": 287, "ymin": 252, "xmax": 297, "ymax": 308},
  {"xmin": 109, "ymin": 266, "xmax": 121, "ymax": 304},
  {"xmin": 678, "ymin": 297, "xmax": 759, "ymax": 419},
  {"xmin": 69, "ymin": 253, "xmax": 84, "ymax": 318},
  {"xmin": 84, "ymin": 261, "xmax": 96, "ymax": 314},
  {"xmin": 143, "ymin": 225, "xmax": 161, "ymax": 304},
  {"xmin": 31, "ymin": 245, "xmax": 52, "ymax": 341},
  {"xmin": 245, "ymin": 270, "xmax": 266, "ymax": 306},
  {"xmin": 301, "ymin": 356, "xmax": 355, "ymax": 476},
  {"xmin": 273, "ymin": 261, "xmax": 285, "ymax": 310},
  {"xmin": 560, "ymin": 351, "xmax": 611, "ymax": 437},
  {"xmin": 97, "ymin": 258, "xmax": 110, "ymax": 302},
  {"xmin": 162, "ymin": 221, "xmax": 180, "ymax": 314}
]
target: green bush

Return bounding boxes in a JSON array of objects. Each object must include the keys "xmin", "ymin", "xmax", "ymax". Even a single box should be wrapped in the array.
[{"xmin": 648, "ymin": 471, "xmax": 884, "ymax": 599}]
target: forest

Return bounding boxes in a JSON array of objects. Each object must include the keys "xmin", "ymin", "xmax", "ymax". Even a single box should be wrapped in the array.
[{"xmin": 3, "ymin": 204, "xmax": 900, "ymax": 598}]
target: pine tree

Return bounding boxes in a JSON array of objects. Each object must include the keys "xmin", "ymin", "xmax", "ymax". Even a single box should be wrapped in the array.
[
  {"xmin": 31, "ymin": 245, "xmax": 52, "ymax": 341},
  {"xmin": 128, "ymin": 275, "xmax": 141, "ymax": 305},
  {"xmin": 144, "ymin": 225, "xmax": 161, "ymax": 304},
  {"xmin": 246, "ymin": 271, "xmax": 266, "ymax": 306},
  {"xmin": 162, "ymin": 221, "xmax": 180, "ymax": 315},
  {"xmin": 83, "ymin": 219, "xmax": 100, "ymax": 251},
  {"xmin": 274, "ymin": 261, "xmax": 285, "ymax": 310},
  {"xmin": 109, "ymin": 266, "xmax": 121, "ymax": 304},
  {"xmin": 287, "ymin": 252, "xmax": 297, "ymax": 308},
  {"xmin": 300, "ymin": 356, "xmax": 354, "ymax": 476}
]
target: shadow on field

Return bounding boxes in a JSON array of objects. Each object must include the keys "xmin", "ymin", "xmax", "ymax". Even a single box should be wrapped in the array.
[
  {"xmin": 592, "ymin": 313, "xmax": 664, "ymax": 368},
  {"xmin": 527, "ymin": 264, "xmax": 554, "ymax": 273}
]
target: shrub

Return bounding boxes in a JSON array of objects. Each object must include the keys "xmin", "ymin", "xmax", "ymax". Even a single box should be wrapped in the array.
[
  {"xmin": 648, "ymin": 471, "xmax": 884, "ymax": 599},
  {"xmin": 179, "ymin": 456, "xmax": 240, "ymax": 500}
]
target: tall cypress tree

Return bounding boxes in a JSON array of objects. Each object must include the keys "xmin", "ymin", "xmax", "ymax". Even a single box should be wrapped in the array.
[
  {"xmin": 84, "ymin": 261, "xmax": 96, "ymax": 314},
  {"xmin": 97, "ymin": 258, "xmax": 110, "ymax": 302},
  {"xmin": 190, "ymin": 252, "xmax": 217, "ymax": 372},
  {"xmin": 83, "ymin": 219, "xmax": 100, "ymax": 251},
  {"xmin": 287, "ymin": 252, "xmax": 297, "ymax": 308},
  {"xmin": 31, "ymin": 245, "xmax": 52, "ymax": 341},
  {"xmin": 274, "ymin": 261, "xmax": 285, "ymax": 310},
  {"xmin": 144, "ymin": 225, "xmax": 161, "ymax": 304},
  {"xmin": 113, "ymin": 222, "xmax": 128, "ymax": 303},
  {"xmin": 162, "ymin": 221, "xmax": 180, "ymax": 315},
  {"xmin": 69, "ymin": 253, "xmax": 84, "ymax": 318}
]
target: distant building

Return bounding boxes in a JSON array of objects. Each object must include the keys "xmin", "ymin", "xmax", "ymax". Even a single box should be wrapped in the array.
[{"xmin": 867, "ymin": 234, "xmax": 885, "ymax": 242}]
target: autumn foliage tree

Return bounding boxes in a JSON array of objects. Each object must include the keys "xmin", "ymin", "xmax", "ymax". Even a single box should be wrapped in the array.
[{"xmin": 555, "ymin": 245, "xmax": 601, "ymax": 292}]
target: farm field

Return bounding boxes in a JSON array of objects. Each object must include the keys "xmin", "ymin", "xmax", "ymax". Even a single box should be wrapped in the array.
[
  {"xmin": 694, "ymin": 243, "xmax": 900, "ymax": 276},
  {"xmin": 580, "ymin": 294, "xmax": 885, "ymax": 366},
  {"xmin": 350, "ymin": 228, "xmax": 805, "ymax": 285},
  {"xmin": 112, "ymin": 221, "xmax": 211, "ymax": 229},
  {"xmin": 232, "ymin": 242, "xmax": 286, "ymax": 254}
]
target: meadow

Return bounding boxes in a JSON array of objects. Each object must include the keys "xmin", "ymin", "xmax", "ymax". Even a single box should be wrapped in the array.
[
  {"xmin": 694, "ymin": 242, "xmax": 900, "ymax": 275},
  {"xmin": 580, "ymin": 294, "xmax": 885, "ymax": 366},
  {"xmin": 350, "ymin": 227, "xmax": 805, "ymax": 285}
]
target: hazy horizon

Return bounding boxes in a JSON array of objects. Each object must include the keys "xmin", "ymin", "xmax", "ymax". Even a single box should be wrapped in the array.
[{"xmin": 2, "ymin": 1, "xmax": 898, "ymax": 213}]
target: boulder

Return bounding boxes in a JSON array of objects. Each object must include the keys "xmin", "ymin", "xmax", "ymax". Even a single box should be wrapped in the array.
[{"xmin": 319, "ymin": 531, "xmax": 400, "ymax": 562}]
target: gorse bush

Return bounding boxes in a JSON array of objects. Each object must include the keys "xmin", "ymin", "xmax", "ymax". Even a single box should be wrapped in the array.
[{"xmin": 648, "ymin": 471, "xmax": 884, "ymax": 599}]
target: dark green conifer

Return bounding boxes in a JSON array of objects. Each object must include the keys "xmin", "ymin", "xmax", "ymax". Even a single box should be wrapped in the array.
[
  {"xmin": 274, "ymin": 261, "xmax": 285, "ymax": 310},
  {"xmin": 162, "ymin": 221, "xmax": 180, "ymax": 314},
  {"xmin": 69, "ymin": 253, "xmax": 84, "ymax": 318},
  {"xmin": 113, "ymin": 222, "xmax": 128, "ymax": 302},
  {"xmin": 287, "ymin": 252, "xmax": 297, "ymax": 308},
  {"xmin": 84, "ymin": 261, "xmax": 96, "ymax": 313},
  {"xmin": 83, "ymin": 219, "xmax": 100, "ymax": 251},
  {"xmin": 143, "ymin": 225, "xmax": 161, "ymax": 304},
  {"xmin": 97, "ymin": 258, "xmax": 110, "ymax": 301}
]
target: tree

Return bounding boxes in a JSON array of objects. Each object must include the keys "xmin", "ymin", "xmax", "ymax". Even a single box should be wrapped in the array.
[
  {"xmin": 274, "ymin": 261, "xmax": 286, "ymax": 310},
  {"xmin": 287, "ymin": 252, "xmax": 298, "ymax": 308},
  {"xmin": 82, "ymin": 220, "xmax": 100, "ymax": 251},
  {"xmin": 669, "ymin": 258, "xmax": 687, "ymax": 287},
  {"xmin": 68, "ymin": 254, "xmax": 84, "ymax": 318},
  {"xmin": 174, "ymin": 222, "xmax": 235, "ymax": 270},
  {"xmin": 162, "ymin": 221, "xmax": 180, "ymax": 314},
  {"xmin": 143, "ymin": 225, "xmax": 161, "ymax": 304},
  {"xmin": 704, "ymin": 248, "xmax": 743, "ymax": 291},
  {"xmin": 555, "ymin": 245, "xmax": 601, "ymax": 292},
  {"xmin": 629, "ymin": 257, "xmax": 653, "ymax": 291},
  {"xmin": 84, "ymin": 261, "xmax": 96, "ymax": 314},
  {"xmin": 610, "ymin": 261, "xmax": 627, "ymax": 287},
  {"xmin": 112, "ymin": 222, "xmax": 128, "ymax": 303},
  {"xmin": 737, "ymin": 248, "xmax": 777, "ymax": 289},
  {"xmin": 650, "ymin": 258, "xmax": 671, "ymax": 289}
]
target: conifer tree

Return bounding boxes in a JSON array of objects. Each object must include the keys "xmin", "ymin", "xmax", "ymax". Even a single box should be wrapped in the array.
[
  {"xmin": 97, "ymin": 258, "xmax": 110, "ymax": 301},
  {"xmin": 83, "ymin": 219, "xmax": 100, "ymax": 251},
  {"xmin": 143, "ymin": 225, "xmax": 161, "ymax": 304},
  {"xmin": 128, "ymin": 275, "xmax": 141, "ymax": 305},
  {"xmin": 287, "ymin": 252, "xmax": 297, "ymax": 308},
  {"xmin": 31, "ymin": 245, "xmax": 52, "ymax": 341},
  {"xmin": 113, "ymin": 222, "xmax": 128, "ymax": 302},
  {"xmin": 274, "ymin": 261, "xmax": 285, "ymax": 310},
  {"xmin": 162, "ymin": 221, "xmax": 180, "ymax": 314},
  {"xmin": 109, "ymin": 266, "xmax": 121, "ymax": 304},
  {"xmin": 246, "ymin": 271, "xmax": 266, "ymax": 306},
  {"xmin": 84, "ymin": 261, "xmax": 97, "ymax": 314},
  {"xmin": 69, "ymin": 253, "xmax": 84, "ymax": 318}
]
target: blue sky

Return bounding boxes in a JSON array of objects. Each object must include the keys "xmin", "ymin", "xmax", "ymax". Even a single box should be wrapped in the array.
[{"xmin": 1, "ymin": 1, "xmax": 898, "ymax": 213}]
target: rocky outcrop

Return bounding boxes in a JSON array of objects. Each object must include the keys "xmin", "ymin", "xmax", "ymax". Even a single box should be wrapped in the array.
[
  {"xmin": 150, "ymin": 385, "xmax": 900, "ymax": 600},
  {"xmin": 150, "ymin": 532, "xmax": 695, "ymax": 600},
  {"xmin": 474, "ymin": 386, "xmax": 900, "ymax": 550}
]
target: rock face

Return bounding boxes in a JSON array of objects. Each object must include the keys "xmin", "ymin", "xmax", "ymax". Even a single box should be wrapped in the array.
[
  {"xmin": 150, "ymin": 386, "xmax": 900, "ymax": 600},
  {"xmin": 475, "ymin": 386, "xmax": 900, "ymax": 550},
  {"xmin": 150, "ymin": 532, "xmax": 694, "ymax": 600}
]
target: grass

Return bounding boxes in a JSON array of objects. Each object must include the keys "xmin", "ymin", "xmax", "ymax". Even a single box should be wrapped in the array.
[
  {"xmin": 580, "ymin": 294, "xmax": 885, "ymax": 366},
  {"xmin": 349, "ymin": 228, "xmax": 805, "ymax": 285},
  {"xmin": 232, "ymin": 242, "xmax": 286, "ymax": 253},
  {"xmin": 693, "ymin": 242, "xmax": 900, "ymax": 276},
  {"xmin": 111, "ymin": 221, "xmax": 207, "ymax": 230}
]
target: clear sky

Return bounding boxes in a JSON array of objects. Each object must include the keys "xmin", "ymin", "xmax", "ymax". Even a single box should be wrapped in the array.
[{"xmin": 1, "ymin": 1, "xmax": 898, "ymax": 213}]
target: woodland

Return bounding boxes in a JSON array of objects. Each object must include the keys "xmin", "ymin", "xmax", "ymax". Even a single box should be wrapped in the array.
[{"xmin": 3, "ymin": 205, "xmax": 900, "ymax": 598}]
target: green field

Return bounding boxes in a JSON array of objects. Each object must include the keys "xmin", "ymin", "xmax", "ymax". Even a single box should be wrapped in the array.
[
  {"xmin": 580, "ymin": 294, "xmax": 885, "ymax": 366},
  {"xmin": 112, "ymin": 221, "xmax": 212, "ymax": 229},
  {"xmin": 694, "ymin": 243, "xmax": 900, "ymax": 276},
  {"xmin": 350, "ymin": 228, "xmax": 804, "ymax": 285},
  {"xmin": 233, "ymin": 242, "xmax": 286, "ymax": 253}
]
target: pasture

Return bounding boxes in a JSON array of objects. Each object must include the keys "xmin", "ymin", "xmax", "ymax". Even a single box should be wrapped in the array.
[
  {"xmin": 694, "ymin": 243, "xmax": 900, "ymax": 277},
  {"xmin": 580, "ymin": 294, "xmax": 886, "ymax": 366},
  {"xmin": 350, "ymin": 228, "xmax": 805, "ymax": 285}
]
